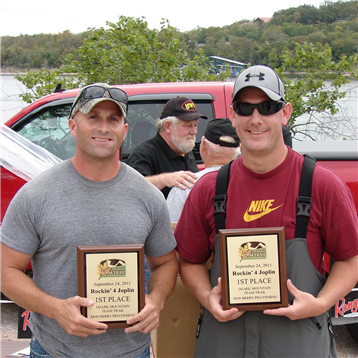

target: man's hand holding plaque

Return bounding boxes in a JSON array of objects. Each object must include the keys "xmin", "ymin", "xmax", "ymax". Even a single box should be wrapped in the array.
[
  {"xmin": 219, "ymin": 228, "xmax": 288, "ymax": 311},
  {"xmin": 77, "ymin": 245, "xmax": 145, "ymax": 329}
]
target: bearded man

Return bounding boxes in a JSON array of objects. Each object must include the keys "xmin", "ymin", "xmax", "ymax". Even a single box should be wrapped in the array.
[{"xmin": 126, "ymin": 96, "xmax": 207, "ymax": 198}]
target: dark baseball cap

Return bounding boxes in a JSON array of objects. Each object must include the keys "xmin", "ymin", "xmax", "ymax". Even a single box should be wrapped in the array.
[
  {"xmin": 160, "ymin": 96, "xmax": 208, "ymax": 121},
  {"xmin": 232, "ymin": 65, "xmax": 285, "ymax": 102},
  {"xmin": 204, "ymin": 118, "xmax": 240, "ymax": 148}
]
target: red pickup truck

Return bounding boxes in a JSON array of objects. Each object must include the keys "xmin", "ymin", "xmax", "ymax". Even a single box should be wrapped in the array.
[{"xmin": 1, "ymin": 82, "xmax": 358, "ymax": 341}]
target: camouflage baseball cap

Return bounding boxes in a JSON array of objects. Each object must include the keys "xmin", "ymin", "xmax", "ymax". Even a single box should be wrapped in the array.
[{"xmin": 69, "ymin": 83, "xmax": 128, "ymax": 119}]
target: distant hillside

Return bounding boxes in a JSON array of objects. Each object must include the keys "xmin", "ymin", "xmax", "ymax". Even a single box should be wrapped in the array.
[
  {"xmin": 178, "ymin": 0, "xmax": 357, "ymax": 67},
  {"xmin": 1, "ymin": 31, "xmax": 87, "ymax": 71},
  {"xmin": 1, "ymin": 0, "xmax": 357, "ymax": 71}
]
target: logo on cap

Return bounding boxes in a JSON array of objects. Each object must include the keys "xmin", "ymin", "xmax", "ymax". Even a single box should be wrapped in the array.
[
  {"xmin": 182, "ymin": 100, "xmax": 197, "ymax": 111},
  {"xmin": 245, "ymin": 72, "xmax": 265, "ymax": 82}
]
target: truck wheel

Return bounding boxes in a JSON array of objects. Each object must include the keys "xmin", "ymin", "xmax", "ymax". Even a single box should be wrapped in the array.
[{"xmin": 346, "ymin": 323, "xmax": 358, "ymax": 343}]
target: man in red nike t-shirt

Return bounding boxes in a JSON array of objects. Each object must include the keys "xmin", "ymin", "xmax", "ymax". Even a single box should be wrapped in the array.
[{"xmin": 174, "ymin": 65, "xmax": 358, "ymax": 358}]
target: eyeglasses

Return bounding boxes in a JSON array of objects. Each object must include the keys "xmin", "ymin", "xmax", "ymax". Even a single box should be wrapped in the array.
[
  {"xmin": 78, "ymin": 85, "xmax": 128, "ymax": 106},
  {"xmin": 70, "ymin": 85, "xmax": 128, "ymax": 118},
  {"xmin": 232, "ymin": 101, "xmax": 285, "ymax": 116}
]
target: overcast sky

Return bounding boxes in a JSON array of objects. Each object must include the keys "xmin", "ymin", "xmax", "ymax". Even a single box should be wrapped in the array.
[{"xmin": 1, "ymin": 0, "xmax": 332, "ymax": 36}]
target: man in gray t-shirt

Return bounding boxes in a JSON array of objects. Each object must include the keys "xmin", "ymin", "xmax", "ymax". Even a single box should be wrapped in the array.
[{"xmin": 1, "ymin": 83, "xmax": 178, "ymax": 358}]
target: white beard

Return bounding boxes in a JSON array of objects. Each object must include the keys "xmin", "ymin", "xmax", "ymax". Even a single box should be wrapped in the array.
[{"xmin": 171, "ymin": 131, "xmax": 196, "ymax": 154}]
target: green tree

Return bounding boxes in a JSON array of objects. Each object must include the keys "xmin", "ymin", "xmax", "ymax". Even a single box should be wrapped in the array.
[
  {"xmin": 276, "ymin": 42, "xmax": 358, "ymax": 140},
  {"xmin": 16, "ymin": 17, "xmax": 228, "ymax": 102},
  {"xmin": 15, "ymin": 68, "xmax": 80, "ymax": 103},
  {"xmin": 268, "ymin": 48, "xmax": 279, "ymax": 68},
  {"xmin": 3, "ymin": 1, "xmax": 357, "ymax": 73}
]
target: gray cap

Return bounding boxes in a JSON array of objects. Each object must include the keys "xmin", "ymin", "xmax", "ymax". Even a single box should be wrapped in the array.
[
  {"xmin": 232, "ymin": 65, "xmax": 285, "ymax": 102},
  {"xmin": 70, "ymin": 83, "xmax": 127, "ymax": 119}
]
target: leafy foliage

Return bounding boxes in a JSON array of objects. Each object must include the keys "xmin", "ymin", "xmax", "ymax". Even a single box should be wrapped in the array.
[
  {"xmin": 15, "ymin": 17, "xmax": 228, "ymax": 103},
  {"xmin": 277, "ymin": 42, "xmax": 358, "ymax": 140},
  {"xmin": 2, "ymin": 1, "xmax": 357, "ymax": 70},
  {"xmin": 182, "ymin": 0, "xmax": 358, "ymax": 65},
  {"xmin": 61, "ymin": 17, "xmax": 227, "ymax": 84},
  {"xmin": 7, "ymin": 3, "xmax": 358, "ymax": 140},
  {"xmin": 1, "ymin": 31, "xmax": 85, "ymax": 69},
  {"xmin": 14, "ymin": 68, "xmax": 80, "ymax": 103}
]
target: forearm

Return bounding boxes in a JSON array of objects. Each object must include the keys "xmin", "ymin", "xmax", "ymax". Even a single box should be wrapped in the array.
[
  {"xmin": 264, "ymin": 256, "xmax": 358, "ymax": 320},
  {"xmin": 179, "ymin": 257, "xmax": 243, "ymax": 322},
  {"xmin": 146, "ymin": 171, "xmax": 197, "ymax": 191},
  {"xmin": 317, "ymin": 255, "xmax": 358, "ymax": 311},
  {"xmin": 145, "ymin": 173, "xmax": 168, "ymax": 190},
  {"xmin": 179, "ymin": 258, "xmax": 212, "ymax": 309},
  {"xmin": 1, "ymin": 266, "xmax": 59, "ymax": 319},
  {"xmin": 1, "ymin": 244, "xmax": 107, "ymax": 336},
  {"xmin": 125, "ymin": 252, "xmax": 178, "ymax": 333},
  {"xmin": 3, "ymin": 266, "xmax": 108, "ymax": 336},
  {"xmin": 147, "ymin": 255, "xmax": 179, "ymax": 311}
]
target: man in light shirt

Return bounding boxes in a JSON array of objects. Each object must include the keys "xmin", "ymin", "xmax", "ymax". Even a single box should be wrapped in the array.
[{"xmin": 167, "ymin": 117, "xmax": 240, "ymax": 222}]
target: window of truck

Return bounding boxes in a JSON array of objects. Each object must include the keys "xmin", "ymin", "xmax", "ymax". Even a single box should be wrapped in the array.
[
  {"xmin": 122, "ymin": 100, "xmax": 214, "ymax": 162},
  {"xmin": 10, "ymin": 97, "xmax": 215, "ymax": 164}
]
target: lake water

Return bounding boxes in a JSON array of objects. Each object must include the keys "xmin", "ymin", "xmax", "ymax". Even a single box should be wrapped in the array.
[
  {"xmin": 1, "ymin": 74, "xmax": 357, "ymax": 140},
  {"xmin": 1, "ymin": 74, "xmax": 30, "ymax": 123}
]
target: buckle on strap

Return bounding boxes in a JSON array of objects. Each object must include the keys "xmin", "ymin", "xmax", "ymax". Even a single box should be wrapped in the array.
[
  {"xmin": 213, "ymin": 194, "xmax": 227, "ymax": 215},
  {"xmin": 297, "ymin": 196, "xmax": 312, "ymax": 217}
]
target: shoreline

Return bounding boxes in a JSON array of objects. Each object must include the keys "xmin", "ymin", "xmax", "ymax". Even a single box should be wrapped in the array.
[{"xmin": 1, "ymin": 70, "xmax": 356, "ymax": 79}]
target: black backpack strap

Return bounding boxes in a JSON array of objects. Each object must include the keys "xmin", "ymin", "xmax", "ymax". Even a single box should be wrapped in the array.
[
  {"xmin": 296, "ymin": 154, "xmax": 316, "ymax": 238},
  {"xmin": 213, "ymin": 161, "xmax": 232, "ymax": 234},
  {"xmin": 213, "ymin": 155, "xmax": 316, "ymax": 237}
]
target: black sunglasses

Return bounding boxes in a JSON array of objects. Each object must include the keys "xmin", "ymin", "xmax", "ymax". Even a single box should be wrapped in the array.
[{"xmin": 232, "ymin": 101, "xmax": 285, "ymax": 116}]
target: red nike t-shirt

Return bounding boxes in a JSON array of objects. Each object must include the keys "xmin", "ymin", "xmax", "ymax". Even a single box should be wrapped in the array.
[{"xmin": 175, "ymin": 148, "xmax": 358, "ymax": 276}]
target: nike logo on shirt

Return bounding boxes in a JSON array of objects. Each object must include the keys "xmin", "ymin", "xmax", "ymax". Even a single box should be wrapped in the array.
[{"xmin": 244, "ymin": 200, "xmax": 283, "ymax": 222}]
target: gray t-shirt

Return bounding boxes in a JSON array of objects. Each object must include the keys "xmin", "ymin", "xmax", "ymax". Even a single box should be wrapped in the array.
[{"xmin": 1, "ymin": 160, "xmax": 176, "ymax": 358}]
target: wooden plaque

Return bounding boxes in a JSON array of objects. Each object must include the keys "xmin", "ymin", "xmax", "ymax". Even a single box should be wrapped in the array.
[
  {"xmin": 219, "ymin": 228, "xmax": 288, "ymax": 311},
  {"xmin": 77, "ymin": 245, "xmax": 145, "ymax": 329}
]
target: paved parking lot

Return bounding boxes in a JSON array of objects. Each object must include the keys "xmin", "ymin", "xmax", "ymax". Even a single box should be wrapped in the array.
[{"xmin": 1, "ymin": 340, "xmax": 30, "ymax": 358}]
